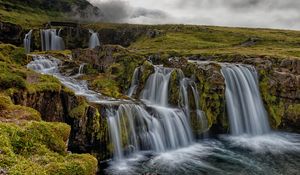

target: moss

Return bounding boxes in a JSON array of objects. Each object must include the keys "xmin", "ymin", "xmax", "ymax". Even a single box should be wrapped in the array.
[
  {"xmin": 89, "ymin": 74, "xmax": 123, "ymax": 98},
  {"xmin": 0, "ymin": 94, "xmax": 41, "ymax": 121},
  {"xmin": 286, "ymin": 104, "xmax": 300, "ymax": 122},
  {"xmin": 259, "ymin": 70, "xmax": 284, "ymax": 128},
  {"xmin": 0, "ymin": 72, "xmax": 27, "ymax": 90},
  {"xmin": 27, "ymin": 74, "xmax": 62, "ymax": 93},
  {"xmin": 69, "ymin": 101, "xmax": 88, "ymax": 119},
  {"xmin": 168, "ymin": 69, "xmax": 181, "ymax": 106},
  {"xmin": 0, "ymin": 122, "xmax": 98, "ymax": 175}
]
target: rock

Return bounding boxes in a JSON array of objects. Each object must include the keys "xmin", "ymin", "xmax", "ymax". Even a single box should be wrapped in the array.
[{"xmin": 0, "ymin": 21, "xmax": 23, "ymax": 45}]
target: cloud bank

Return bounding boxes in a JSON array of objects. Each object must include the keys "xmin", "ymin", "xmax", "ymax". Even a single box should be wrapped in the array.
[{"xmin": 88, "ymin": 0, "xmax": 300, "ymax": 30}]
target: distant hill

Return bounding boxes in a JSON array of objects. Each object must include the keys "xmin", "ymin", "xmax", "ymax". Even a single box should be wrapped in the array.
[{"xmin": 0, "ymin": 0, "xmax": 103, "ymax": 27}]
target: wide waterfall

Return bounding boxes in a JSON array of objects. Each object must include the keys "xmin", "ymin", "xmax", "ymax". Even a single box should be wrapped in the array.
[
  {"xmin": 89, "ymin": 30, "xmax": 100, "ymax": 49},
  {"xmin": 105, "ymin": 65, "xmax": 209, "ymax": 160},
  {"xmin": 26, "ymin": 56, "xmax": 300, "ymax": 175},
  {"xmin": 221, "ymin": 64, "xmax": 270, "ymax": 135},
  {"xmin": 27, "ymin": 57, "xmax": 205, "ymax": 161},
  {"xmin": 24, "ymin": 30, "xmax": 33, "ymax": 53},
  {"xmin": 40, "ymin": 29, "xmax": 65, "ymax": 51}
]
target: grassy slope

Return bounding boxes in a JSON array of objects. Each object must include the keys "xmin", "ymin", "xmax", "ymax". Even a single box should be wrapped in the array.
[
  {"xmin": 0, "ymin": 0, "xmax": 92, "ymax": 28},
  {"xmin": 128, "ymin": 25, "xmax": 300, "ymax": 59},
  {"xmin": 1, "ymin": 0, "xmax": 300, "ymax": 60}
]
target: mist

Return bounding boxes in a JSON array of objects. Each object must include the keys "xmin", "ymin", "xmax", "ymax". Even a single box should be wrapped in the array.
[{"xmin": 88, "ymin": 0, "xmax": 300, "ymax": 30}]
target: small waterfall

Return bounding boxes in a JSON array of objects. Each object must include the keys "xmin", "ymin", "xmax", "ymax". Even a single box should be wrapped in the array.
[
  {"xmin": 127, "ymin": 67, "xmax": 140, "ymax": 97},
  {"xmin": 179, "ymin": 74, "xmax": 208, "ymax": 133},
  {"xmin": 24, "ymin": 30, "xmax": 33, "ymax": 53},
  {"xmin": 221, "ymin": 64, "xmax": 270, "ymax": 135},
  {"xmin": 40, "ymin": 29, "xmax": 65, "ymax": 51},
  {"xmin": 78, "ymin": 63, "xmax": 85, "ymax": 75},
  {"xmin": 27, "ymin": 56, "xmax": 103, "ymax": 102},
  {"xmin": 140, "ymin": 66, "xmax": 173, "ymax": 106},
  {"xmin": 89, "ymin": 30, "xmax": 100, "ymax": 49}
]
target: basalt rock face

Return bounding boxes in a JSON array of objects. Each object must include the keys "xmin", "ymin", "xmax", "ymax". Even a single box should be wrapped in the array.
[{"xmin": 0, "ymin": 21, "xmax": 23, "ymax": 45}]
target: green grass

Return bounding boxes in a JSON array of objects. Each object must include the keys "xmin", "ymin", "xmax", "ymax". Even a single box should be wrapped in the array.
[{"xmin": 127, "ymin": 25, "xmax": 300, "ymax": 59}]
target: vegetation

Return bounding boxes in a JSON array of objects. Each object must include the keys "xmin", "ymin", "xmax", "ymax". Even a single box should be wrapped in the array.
[
  {"xmin": 0, "ymin": 122, "xmax": 98, "ymax": 175},
  {"xmin": 0, "ymin": 44, "xmax": 98, "ymax": 174}
]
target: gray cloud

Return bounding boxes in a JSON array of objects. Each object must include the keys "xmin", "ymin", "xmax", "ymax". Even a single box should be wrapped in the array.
[
  {"xmin": 87, "ymin": 0, "xmax": 168, "ymax": 23},
  {"xmin": 88, "ymin": 0, "xmax": 300, "ymax": 30}
]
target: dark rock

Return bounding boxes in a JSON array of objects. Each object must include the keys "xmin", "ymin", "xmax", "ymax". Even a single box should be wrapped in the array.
[{"xmin": 0, "ymin": 21, "xmax": 23, "ymax": 45}]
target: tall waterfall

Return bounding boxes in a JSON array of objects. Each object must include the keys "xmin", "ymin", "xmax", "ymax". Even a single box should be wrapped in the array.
[
  {"xmin": 40, "ymin": 29, "xmax": 65, "ymax": 51},
  {"xmin": 89, "ymin": 30, "xmax": 100, "ymax": 49},
  {"xmin": 24, "ymin": 30, "xmax": 33, "ymax": 53},
  {"xmin": 221, "ymin": 64, "xmax": 270, "ymax": 135}
]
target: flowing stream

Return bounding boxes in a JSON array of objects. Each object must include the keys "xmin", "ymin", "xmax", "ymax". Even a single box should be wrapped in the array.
[{"xmin": 27, "ymin": 56, "xmax": 300, "ymax": 175}]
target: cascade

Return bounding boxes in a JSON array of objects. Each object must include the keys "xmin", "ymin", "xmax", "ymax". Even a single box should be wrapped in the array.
[
  {"xmin": 89, "ymin": 30, "xmax": 100, "ymax": 49},
  {"xmin": 178, "ymin": 71, "xmax": 208, "ymax": 133},
  {"xmin": 27, "ymin": 56, "xmax": 102, "ymax": 102},
  {"xmin": 27, "ymin": 56, "xmax": 207, "ymax": 161},
  {"xmin": 106, "ymin": 66, "xmax": 209, "ymax": 160},
  {"xmin": 40, "ymin": 29, "xmax": 65, "ymax": 51},
  {"xmin": 24, "ymin": 30, "xmax": 33, "ymax": 53},
  {"xmin": 221, "ymin": 64, "xmax": 270, "ymax": 135},
  {"xmin": 127, "ymin": 67, "xmax": 140, "ymax": 97},
  {"xmin": 140, "ymin": 66, "xmax": 173, "ymax": 106}
]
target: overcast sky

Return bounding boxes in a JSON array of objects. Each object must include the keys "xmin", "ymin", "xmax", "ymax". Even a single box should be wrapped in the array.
[{"xmin": 88, "ymin": 0, "xmax": 300, "ymax": 30}]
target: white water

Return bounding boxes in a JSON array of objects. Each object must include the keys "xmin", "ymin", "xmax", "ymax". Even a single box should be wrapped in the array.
[
  {"xmin": 105, "ymin": 65, "xmax": 209, "ymax": 161},
  {"xmin": 140, "ymin": 66, "xmax": 173, "ymax": 106},
  {"xmin": 40, "ymin": 29, "xmax": 65, "ymax": 51},
  {"xmin": 178, "ymin": 70, "xmax": 208, "ymax": 133},
  {"xmin": 24, "ymin": 30, "xmax": 33, "ymax": 53},
  {"xmin": 89, "ymin": 30, "xmax": 100, "ymax": 49},
  {"xmin": 26, "ymin": 56, "xmax": 300, "ymax": 174},
  {"xmin": 221, "ymin": 64, "xmax": 270, "ymax": 135},
  {"xmin": 127, "ymin": 67, "xmax": 140, "ymax": 97},
  {"xmin": 26, "ymin": 55, "xmax": 111, "ymax": 103}
]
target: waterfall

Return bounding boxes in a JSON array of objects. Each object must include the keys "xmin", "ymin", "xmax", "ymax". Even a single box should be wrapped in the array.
[
  {"xmin": 106, "ymin": 103, "xmax": 193, "ymax": 160},
  {"xmin": 78, "ymin": 63, "xmax": 85, "ymax": 75},
  {"xmin": 40, "ymin": 29, "xmax": 65, "ymax": 51},
  {"xmin": 27, "ymin": 56, "xmax": 103, "ymax": 103},
  {"xmin": 104, "ymin": 65, "xmax": 208, "ymax": 160},
  {"xmin": 179, "ymin": 73, "xmax": 208, "ymax": 133},
  {"xmin": 221, "ymin": 64, "xmax": 270, "ymax": 135},
  {"xmin": 89, "ymin": 30, "xmax": 100, "ymax": 49},
  {"xmin": 24, "ymin": 30, "xmax": 33, "ymax": 53},
  {"xmin": 140, "ymin": 66, "xmax": 173, "ymax": 106},
  {"xmin": 27, "ymin": 56, "xmax": 207, "ymax": 161},
  {"xmin": 127, "ymin": 67, "xmax": 140, "ymax": 97}
]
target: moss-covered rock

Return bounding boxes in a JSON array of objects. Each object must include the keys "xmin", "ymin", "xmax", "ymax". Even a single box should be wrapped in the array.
[{"xmin": 0, "ymin": 122, "xmax": 98, "ymax": 175}]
